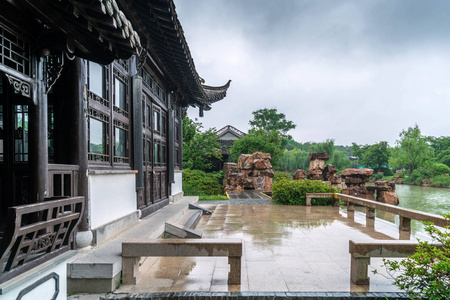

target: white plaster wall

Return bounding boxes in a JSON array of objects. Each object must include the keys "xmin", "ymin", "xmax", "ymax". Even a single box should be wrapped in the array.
[
  {"xmin": 89, "ymin": 173, "xmax": 136, "ymax": 229},
  {"xmin": 1, "ymin": 260, "xmax": 67, "ymax": 300},
  {"xmin": 171, "ymin": 170, "xmax": 183, "ymax": 196}
]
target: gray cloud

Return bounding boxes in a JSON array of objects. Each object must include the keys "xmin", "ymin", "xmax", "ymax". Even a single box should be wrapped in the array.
[{"xmin": 177, "ymin": 0, "xmax": 450, "ymax": 145}]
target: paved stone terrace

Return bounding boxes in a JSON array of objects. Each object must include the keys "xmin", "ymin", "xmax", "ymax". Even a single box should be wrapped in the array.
[{"xmin": 115, "ymin": 205, "xmax": 429, "ymax": 294}]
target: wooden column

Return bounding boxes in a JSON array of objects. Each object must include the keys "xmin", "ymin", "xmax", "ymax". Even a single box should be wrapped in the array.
[
  {"xmin": 70, "ymin": 58, "xmax": 90, "ymax": 232},
  {"xmin": 167, "ymin": 92, "xmax": 175, "ymax": 184},
  {"xmin": 29, "ymin": 57, "xmax": 48, "ymax": 202},
  {"xmin": 132, "ymin": 74, "xmax": 144, "ymax": 203}
]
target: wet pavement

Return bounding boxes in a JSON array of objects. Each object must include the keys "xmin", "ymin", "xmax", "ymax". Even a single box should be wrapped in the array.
[
  {"xmin": 116, "ymin": 205, "xmax": 431, "ymax": 293},
  {"xmin": 200, "ymin": 190, "xmax": 274, "ymax": 205}
]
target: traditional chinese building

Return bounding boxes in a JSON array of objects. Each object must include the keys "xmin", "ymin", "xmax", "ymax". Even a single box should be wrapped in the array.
[
  {"xmin": 0, "ymin": 0, "xmax": 229, "ymax": 298},
  {"xmin": 209, "ymin": 125, "xmax": 246, "ymax": 171}
]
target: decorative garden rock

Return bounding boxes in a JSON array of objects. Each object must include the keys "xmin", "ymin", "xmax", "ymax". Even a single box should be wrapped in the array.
[{"xmin": 223, "ymin": 152, "xmax": 274, "ymax": 191}]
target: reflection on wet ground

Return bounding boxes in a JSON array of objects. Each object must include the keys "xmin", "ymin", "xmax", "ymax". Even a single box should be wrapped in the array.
[{"xmin": 117, "ymin": 205, "xmax": 431, "ymax": 293}]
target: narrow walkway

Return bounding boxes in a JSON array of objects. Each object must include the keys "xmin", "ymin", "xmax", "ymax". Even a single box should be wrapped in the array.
[{"xmin": 201, "ymin": 189, "xmax": 274, "ymax": 205}]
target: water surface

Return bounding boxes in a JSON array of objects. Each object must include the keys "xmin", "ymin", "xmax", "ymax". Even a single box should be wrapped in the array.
[{"xmin": 375, "ymin": 184, "xmax": 450, "ymax": 233}]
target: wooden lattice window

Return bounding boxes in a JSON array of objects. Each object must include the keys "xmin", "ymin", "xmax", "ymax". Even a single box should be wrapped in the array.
[
  {"xmin": 0, "ymin": 22, "xmax": 31, "ymax": 76},
  {"xmin": 88, "ymin": 109, "xmax": 109, "ymax": 162}
]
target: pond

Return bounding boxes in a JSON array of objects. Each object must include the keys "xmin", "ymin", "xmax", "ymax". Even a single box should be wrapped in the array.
[{"xmin": 373, "ymin": 184, "xmax": 450, "ymax": 234}]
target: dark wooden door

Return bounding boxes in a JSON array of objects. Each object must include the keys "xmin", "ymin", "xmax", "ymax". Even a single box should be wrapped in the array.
[{"xmin": 0, "ymin": 73, "xmax": 30, "ymax": 226}]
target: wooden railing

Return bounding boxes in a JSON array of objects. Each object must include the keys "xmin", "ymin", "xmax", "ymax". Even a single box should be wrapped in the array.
[
  {"xmin": 48, "ymin": 164, "xmax": 79, "ymax": 197},
  {"xmin": 0, "ymin": 196, "xmax": 84, "ymax": 284}
]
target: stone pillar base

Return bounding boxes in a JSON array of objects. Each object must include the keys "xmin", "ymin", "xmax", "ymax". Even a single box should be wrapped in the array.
[{"xmin": 76, "ymin": 230, "xmax": 93, "ymax": 248}]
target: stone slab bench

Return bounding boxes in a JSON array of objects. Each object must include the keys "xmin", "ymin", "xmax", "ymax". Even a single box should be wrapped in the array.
[
  {"xmin": 349, "ymin": 239, "xmax": 443, "ymax": 285},
  {"xmin": 122, "ymin": 239, "xmax": 242, "ymax": 285},
  {"xmin": 305, "ymin": 193, "xmax": 338, "ymax": 206}
]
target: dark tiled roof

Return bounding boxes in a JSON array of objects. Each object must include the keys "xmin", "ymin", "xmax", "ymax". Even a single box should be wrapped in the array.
[{"xmin": 127, "ymin": 0, "xmax": 231, "ymax": 108}]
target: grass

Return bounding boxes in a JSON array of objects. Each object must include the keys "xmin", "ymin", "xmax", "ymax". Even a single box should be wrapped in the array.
[{"xmin": 198, "ymin": 195, "xmax": 229, "ymax": 201}]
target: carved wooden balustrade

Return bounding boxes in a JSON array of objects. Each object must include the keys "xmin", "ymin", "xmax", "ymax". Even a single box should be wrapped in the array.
[{"xmin": 0, "ymin": 196, "xmax": 84, "ymax": 284}]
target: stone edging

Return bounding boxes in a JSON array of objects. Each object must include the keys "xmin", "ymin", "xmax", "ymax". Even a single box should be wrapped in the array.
[{"xmin": 101, "ymin": 291, "xmax": 410, "ymax": 299}]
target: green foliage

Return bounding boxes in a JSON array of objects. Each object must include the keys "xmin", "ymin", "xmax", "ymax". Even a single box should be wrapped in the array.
[
  {"xmin": 430, "ymin": 163, "xmax": 450, "ymax": 176},
  {"xmin": 273, "ymin": 171, "xmax": 292, "ymax": 181},
  {"xmin": 272, "ymin": 178, "xmax": 338, "ymax": 205},
  {"xmin": 410, "ymin": 166, "xmax": 433, "ymax": 183},
  {"xmin": 436, "ymin": 149, "xmax": 450, "ymax": 168},
  {"xmin": 382, "ymin": 214, "xmax": 450, "ymax": 299},
  {"xmin": 389, "ymin": 124, "xmax": 434, "ymax": 176},
  {"xmin": 249, "ymin": 108, "xmax": 296, "ymax": 139},
  {"xmin": 381, "ymin": 167, "xmax": 394, "ymax": 176},
  {"xmin": 398, "ymin": 170, "xmax": 407, "ymax": 178},
  {"xmin": 182, "ymin": 169, "xmax": 223, "ymax": 196},
  {"xmin": 431, "ymin": 175, "xmax": 450, "ymax": 186},
  {"xmin": 309, "ymin": 139, "xmax": 352, "ymax": 171},
  {"xmin": 429, "ymin": 136, "xmax": 450, "ymax": 167},
  {"xmin": 198, "ymin": 195, "xmax": 229, "ymax": 201},
  {"xmin": 284, "ymin": 139, "xmax": 302, "ymax": 150},
  {"xmin": 372, "ymin": 174, "xmax": 383, "ymax": 180},
  {"xmin": 335, "ymin": 145, "xmax": 353, "ymax": 156},
  {"xmin": 182, "ymin": 116, "xmax": 222, "ymax": 171},
  {"xmin": 278, "ymin": 148, "xmax": 310, "ymax": 171},
  {"xmin": 352, "ymin": 141, "xmax": 390, "ymax": 172},
  {"xmin": 409, "ymin": 163, "xmax": 450, "ymax": 184},
  {"xmin": 229, "ymin": 129, "xmax": 283, "ymax": 165},
  {"xmin": 331, "ymin": 150, "xmax": 353, "ymax": 171}
]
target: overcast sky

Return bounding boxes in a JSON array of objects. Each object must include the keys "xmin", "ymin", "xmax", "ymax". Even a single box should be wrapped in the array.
[{"xmin": 175, "ymin": 0, "xmax": 450, "ymax": 146}]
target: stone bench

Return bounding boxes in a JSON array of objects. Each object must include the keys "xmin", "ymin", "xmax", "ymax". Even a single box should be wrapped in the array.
[
  {"xmin": 349, "ymin": 240, "xmax": 443, "ymax": 285},
  {"xmin": 305, "ymin": 193, "xmax": 339, "ymax": 206},
  {"xmin": 122, "ymin": 239, "xmax": 242, "ymax": 285}
]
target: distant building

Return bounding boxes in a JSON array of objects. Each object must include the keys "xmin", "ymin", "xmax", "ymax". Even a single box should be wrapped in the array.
[{"xmin": 211, "ymin": 125, "xmax": 246, "ymax": 171}]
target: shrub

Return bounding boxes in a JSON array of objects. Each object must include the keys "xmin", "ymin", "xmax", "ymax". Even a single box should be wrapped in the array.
[
  {"xmin": 372, "ymin": 174, "xmax": 384, "ymax": 180},
  {"xmin": 381, "ymin": 167, "xmax": 394, "ymax": 176},
  {"xmin": 431, "ymin": 175, "xmax": 450, "ymax": 187},
  {"xmin": 398, "ymin": 171, "xmax": 407, "ymax": 178},
  {"xmin": 273, "ymin": 171, "xmax": 291, "ymax": 182},
  {"xmin": 381, "ymin": 214, "xmax": 450, "ymax": 299},
  {"xmin": 430, "ymin": 163, "xmax": 450, "ymax": 176},
  {"xmin": 410, "ymin": 163, "xmax": 450, "ymax": 184},
  {"xmin": 410, "ymin": 166, "xmax": 433, "ymax": 183},
  {"xmin": 272, "ymin": 178, "xmax": 338, "ymax": 205},
  {"xmin": 183, "ymin": 169, "xmax": 223, "ymax": 196}
]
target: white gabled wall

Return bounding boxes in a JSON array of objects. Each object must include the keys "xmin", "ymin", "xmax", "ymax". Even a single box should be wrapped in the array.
[{"xmin": 89, "ymin": 172, "xmax": 136, "ymax": 229}]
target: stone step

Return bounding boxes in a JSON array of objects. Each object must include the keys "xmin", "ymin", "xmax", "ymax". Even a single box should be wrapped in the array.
[
  {"xmin": 189, "ymin": 203, "xmax": 212, "ymax": 215},
  {"xmin": 67, "ymin": 196, "xmax": 199, "ymax": 294},
  {"xmin": 164, "ymin": 209, "xmax": 202, "ymax": 238}
]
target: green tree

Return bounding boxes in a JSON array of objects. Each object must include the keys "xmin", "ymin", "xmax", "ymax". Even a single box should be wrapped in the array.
[
  {"xmin": 284, "ymin": 139, "xmax": 302, "ymax": 150},
  {"xmin": 229, "ymin": 129, "xmax": 283, "ymax": 165},
  {"xmin": 249, "ymin": 108, "xmax": 296, "ymax": 139},
  {"xmin": 436, "ymin": 149, "xmax": 450, "ymax": 168},
  {"xmin": 361, "ymin": 141, "xmax": 390, "ymax": 172},
  {"xmin": 389, "ymin": 124, "xmax": 434, "ymax": 176},
  {"xmin": 429, "ymin": 136, "xmax": 450, "ymax": 167},
  {"xmin": 278, "ymin": 148, "xmax": 309, "ymax": 171},
  {"xmin": 310, "ymin": 139, "xmax": 352, "ymax": 171},
  {"xmin": 182, "ymin": 116, "xmax": 222, "ymax": 171}
]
